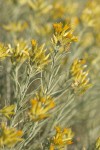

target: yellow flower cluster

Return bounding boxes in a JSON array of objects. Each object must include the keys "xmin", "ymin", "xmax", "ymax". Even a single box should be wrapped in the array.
[
  {"xmin": 27, "ymin": 0, "xmax": 52, "ymax": 15},
  {"xmin": 96, "ymin": 137, "xmax": 100, "ymax": 150},
  {"xmin": 81, "ymin": 0, "xmax": 100, "ymax": 27},
  {"xmin": 0, "ymin": 123, "xmax": 23, "ymax": 148},
  {"xmin": 50, "ymin": 126, "xmax": 74, "ymax": 150},
  {"xmin": 70, "ymin": 59, "xmax": 92, "ymax": 94},
  {"xmin": 29, "ymin": 96, "xmax": 55, "ymax": 122},
  {"xmin": 0, "ymin": 105, "xmax": 15, "ymax": 119},
  {"xmin": 0, "ymin": 39, "xmax": 50, "ymax": 70},
  {"xmin": 52, "ymin": 2, "xmax": 65, "ymax": 19},
  {"xmin": 0, "ymin": 43, "xmax": 9, "ymax": 59},
  {"xmin": 3, "ymin": 22, "xmax": 28, "ymax": 32},
  {"xmin": 51, "ymin": 23, "xmax": 78, "ymax": 52},
  {"xmin": 29, "ymin": 39, "xmax": 50, "ymax": 70},
  {"xmin": 8, "ymin": 40, "xmax": 29, "ymax": 64}
]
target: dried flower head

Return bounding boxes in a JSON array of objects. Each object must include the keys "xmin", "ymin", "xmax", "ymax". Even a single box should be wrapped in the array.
[
  {"xmin": 0, "ymin": 105, "xmax": 15, "ymax": 119},
  {"xmin": 50, "ymin": 126, "xmax": 74, "ymax": 150},
  {"xmin": 29, "ymin": 95, "xmax": 55, "ymax": 122},
  {"xmin": 70, "ymin": 59, "xmax": 92, "ymax": 94},
  {"xmin": 0, "ymin": 123, "xmax": 23, "ymax": 148}
]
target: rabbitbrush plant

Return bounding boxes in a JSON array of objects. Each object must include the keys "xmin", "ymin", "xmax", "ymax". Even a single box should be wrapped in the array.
[
  {"xmin": 0, "ymin": 22, "xmax": 92, "ymax": 150},
  {"xmin": 0, "ymin": 0, "xmax": 100, "ymax": 150}
]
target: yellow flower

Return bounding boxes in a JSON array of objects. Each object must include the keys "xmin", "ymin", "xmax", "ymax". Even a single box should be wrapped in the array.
[
  {"xmin": 70, "ymin": 59, "xmax": 92, "ymax": 94},
  {"xmin": 31, "ymin": 39, "xmax": 37, "ymax": 47},
  {"xmin": 96, "ymin": 137, "xmax": 100, "ymax": 150},
  {"xmin": 50, "ymin": 126, "xmax": 74, "ymax": 150},
  {"xmin": 81, "ymin": 0, "xmax": 100, "ymax": 27},
  {"xmin": 50, "ymin": 144, "xmax": 54, "ymax": 150},
  {"xmin": 52, "ymin": 3, "xmax": 65, "ymax": 19},
  {"xmin": 0, "ymin": 105, "xmax": 15, "ymax": 119},
  {"xmin": 29, "ymin": 96, "xmax": 55, "ymax": 121},
  {"xmin": 27, "ymin": 0, "xmax": 52, "ymax": 14},
  {"xmin": 71, "ymin": 59, "xmax": 86, "ymax": 76},
  {"xmin": 29, "ymin": 39, "xmax": 50, "ymax": 70},
  {"xmin": 0, "ymin": 123, "xmax": 23, "ymax": 148},
  {"xmin": 8, "ymin": 39, "xmax": 29, "ymax": 64},
  {"xmin": 51, "ymin": 23, "xmax": 78, "ymax": 53},
  {"xmin": 3, "ymin": 22, "xmax": 28, "ymax": 32},
  {"xmin": 53, "ymin": 23, "xmax": 63, "ymax": 34},
  {"xmin": 0, "ymin": 43, "xmax": 9, "ymax": 59},
  {"xmin": 71, "ymin": 17, "xmax": 79, "ymax": 29}
]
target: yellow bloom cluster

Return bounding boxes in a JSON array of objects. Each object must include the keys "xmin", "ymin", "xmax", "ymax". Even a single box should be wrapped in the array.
[
  {"xmin": 29, "ymin": 39, "xmax": 50, "ymax": 70},
  {"xmin": 70, "ymin": 59, "xmax": 92, "ymax": 94},
  {"xmin": 96, "ymin": 137, "xmax": 100, "ymax": 150},
  {"xmin": 0, "ymin": 123, "xmax": 23, "ymax": 148},
  {"xmin": 51, "ymin": 23, "xmax": 78, "ymax": 52},
  {"xmin": 0, "ymin": 105, "xmax": 15, "ymax": 119},
  {"xmin": 0, "ymin": 39, "xmax": 50, "ymax": 70},
  {"xmin": 0, "ymin": 43, "xmax": 9, "ymax": 59},
  {"xmin": 81, "ymin": 0, "xmax": 100, "ymax": 27},
  {"xmin": 8, "ymin": 40, "xmax": 29, "ymax": 64},
  {"xmin": 27, "ymin": 0, "xmax": 52, "ymax": 15},
  {"xmin": 80, "ymin": 0, "xmax": 100, "ymax": 49},
  {"xmin": 29, "ymin": 96, "xmax": 55, "ymax": 122},
  {"xmin": 52, "ymin": 3, "xmax": 65, "ymax": 19},
  {"xmin": 3, "ymin": 22, "xmax": 28, "ymax": 32},
  {"xmin": 50, "ymin": 126, "xmax": 74, "ymax": 150}
]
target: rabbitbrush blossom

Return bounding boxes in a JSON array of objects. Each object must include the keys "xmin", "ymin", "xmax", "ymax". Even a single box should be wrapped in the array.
[
  {"xmin": 29, "ymin": 39, "xmax": 50, "ymax": 70},
  {"xmin": 70, "ymin": 59, "xmax": 92, "ymax": 94},
  {"xmin": 29, "ymin": 96, "xmax": 55, "ymax": 121},
  {"xmin": 96, "ymin": 137, "xmax": 100, "ymax": 150},
  {"xmin": 50, "ymin": 126, "xmax": 74, "ymax": 150},
  {"xmin": 3, "ymin": 21, "xmax": 28, "ymax": 32},
  {"xmin": 0, "ymin": 43, "xmax": 9, "ymax": 59},
  {"xmin": 51, "ymin": 23, "xmax": 78, "ymax": 53},
  {"xmin": 7, "ymin": 39, "xmax": 29, "ymax": 64},
  {"xmin": 0, "ymin": 105, "xmax": 15, "ymax": 119},
  {"xmin": 0, "ymin": 123, "xmax": 23, "ymax": 148}
]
